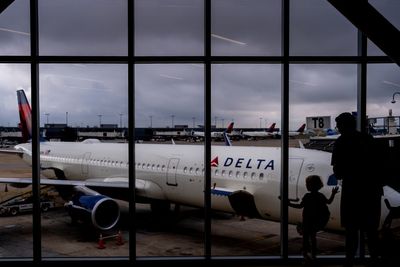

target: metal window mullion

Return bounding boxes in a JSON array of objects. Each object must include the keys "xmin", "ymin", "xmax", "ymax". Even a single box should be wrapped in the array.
[
  {"xmin": 30, "ymin": 0, "xmax": 41, "ymax": 263},
  {"xmin": 281, "ymin": 0, "xmax": 290, "ymax": 260},
  {"xmin": 128, "ymin": 0, "xmax": 136, "ymax": 263},
  {"xmin": 204, "ymin": 0, "xmax": 212, "ymax": 261},
  {"xmin": 356, "ymin": 27, "xmax": 368, "ymax": 260},
  {"xmin": 357, "ymin": 30, "xmax": 368, "ymax": 134}
]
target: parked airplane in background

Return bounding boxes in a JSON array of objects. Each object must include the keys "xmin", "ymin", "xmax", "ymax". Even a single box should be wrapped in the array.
[
  {"xmin": 0, "ymin": 90, "xmax": 399, "ymax": 233},
  {"xmin": 191, "ymin": 122, "xmax": 234, "ymax": 141},
  {"xmin": 242, "ymin": 123, "xmax": 278, "ymax": 139},
  {"xmin": 152, "ymin": 129, "xmax": 191, "ymax": 141},
  {"xmin": 289, "ymin": 123, "xmax": 306, "ymax": 137}
]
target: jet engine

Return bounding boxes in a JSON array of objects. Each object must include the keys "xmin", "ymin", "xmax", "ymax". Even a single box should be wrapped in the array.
[{"xmin": 65, "ymin": 192, "xmax": 120, "ymax": 231}]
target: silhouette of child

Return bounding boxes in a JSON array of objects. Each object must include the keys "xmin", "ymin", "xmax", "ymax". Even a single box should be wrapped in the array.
[{"xmin": 288, "ymin": 175, "xmax": 339, "ymax": 264}]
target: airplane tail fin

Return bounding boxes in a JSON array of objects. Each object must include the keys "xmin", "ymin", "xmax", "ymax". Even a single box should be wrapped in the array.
[
  {"xmin": 267, "ymin": 123, "xmax": 276, "ymax": 133},
  {"xmin": 226, "ymin": 122, "xmax": 234, "ymax": 133},
  {"xmin": 297, "ymin": 123, "xmax": 306, "ymax": 133},
  {"xmin": 17, "ymin": 89, "xmax": 32, "ymax": 143}
]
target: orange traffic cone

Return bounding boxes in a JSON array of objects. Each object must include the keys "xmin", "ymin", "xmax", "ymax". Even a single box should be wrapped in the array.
[
  {"xmin": 97, "ymin": 234, "xmax": 105, "ymax": 249},
  {"xmin": 116, "ymin": 231, "xmax": 124, "ymax": 246}
]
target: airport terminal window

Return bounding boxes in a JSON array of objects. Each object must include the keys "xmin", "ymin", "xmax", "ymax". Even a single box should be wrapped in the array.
[
  {"xmin": 0, "ymin": 0, "xmax": 398, "ymax": 265},
  {"xmin": 0, "ymin": 1, "xmax": 30, "ymax": 55},
  {"xmin": 39, "ymin": 0, "xmax": 128, "ymax": 56},
  {"xmin": 290, "ymin": 0, "xmax": 357, "ymax": 55}
]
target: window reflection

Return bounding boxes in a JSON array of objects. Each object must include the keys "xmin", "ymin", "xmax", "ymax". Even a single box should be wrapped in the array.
[
  {"xmin": 212, "ymin": 0, "xmax": 281, "ymax": 56},
  {"xmin": 135, "ymin": 64, "xmax": 204, "ymax": 257},
  {"xmin": 39, "ymin": 0, "xmax": 127, "ymax": 56},
  {"xmin": 211, "ymin": 64, "xmax": 281, "ymax": 256},
  {"xmin": 0, "ymin": 64, "xmax": 32, "ymax": 258},
  {"xmin": 290, "ymin": 0, "xmax": 357, "ymax": 56},
  {"xmin": 39, "ymin": 64, "xmax": 128, "ymax": 257},
  {"xmin": 368, "ymin": 0, "xmax": 400, "ymax": 55},
  {"xmin": 0, "ymin": 0, "xmax": 30, "ymax": 55},
  {"xmin": 0, "ymin": 0, "xmax": 398, "ymax": 264},
  {"xmin": 288, "ymin": 64, "xmax": 357, "ymax": 257},
  {"xmin": 367, "ymin": 64, "xmax": 400, "ymax": 127},
  {"xmin": 135, "ymin": 0, "xmax": 203, "ymax": 56}
]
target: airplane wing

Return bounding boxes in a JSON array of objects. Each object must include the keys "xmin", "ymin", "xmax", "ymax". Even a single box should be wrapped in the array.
[
  {"xmin": 0, "ymin": 177, "xmax": 127, "ymax": 188},
  {"xmin": 0, "ymin": 149, "xmax": 24, "ymax": 155},
  {"xmin": 0, "ymin": 176, "xmax": 166, "ymax": 200}
]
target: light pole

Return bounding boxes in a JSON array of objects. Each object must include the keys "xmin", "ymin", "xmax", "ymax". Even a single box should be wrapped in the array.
[
  {"xmin": 119, "ymin": 113, "xmax": 123, "ymax": 128},
  {"xmin": 391, "ymin": 92, "xmax": 400, "ymax": 103},
  {"xmin": 97, "ymin": 114, "xmax": 102, "ymax": 127},
  {"xmin": 259, "ymin": 117, "xmax": 262, "ymax": 128},
  {"xmin": 149, "ymin": 115, "xmax": 153, "ymax": 128},
  {"xmin": 45, "ymin": 113, "xmax": 50, "ymax": 125},
  {"xmin": 192, "ymin": 117, "xmax": 195, "ymax": 128},
  {"xmin": 171, "ymin": 115, "xmax": 175, "ymax": 128},
  {"xmin": 66, "ymin": 112, "xmax": 68, "ymax": 125}
]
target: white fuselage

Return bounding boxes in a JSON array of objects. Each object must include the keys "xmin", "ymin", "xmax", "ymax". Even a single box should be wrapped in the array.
[
  {"xmin": 242, "ymin": 131, "xmax": 275, "ymax": 138},
  {"xmin": 15, "ymin": 141, "xmax": 396, "ymax": 231}
]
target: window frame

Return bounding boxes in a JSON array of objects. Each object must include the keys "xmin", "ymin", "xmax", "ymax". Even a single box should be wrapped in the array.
[{"xmin": 0, "ymin": 0, "xmax": 394, "ymax": 265}]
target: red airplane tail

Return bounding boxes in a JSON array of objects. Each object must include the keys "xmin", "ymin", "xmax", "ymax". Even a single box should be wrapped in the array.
[
  {"xmin": 17, "ymin": 89, "xmax": 32, "ymax": 143},
  {"xmin": 225, "ymin": 122, "xmax": 234, "ymax": 133},
  {"xmin": 266, "ymin": 123, "xmax": 276, "ymax": 133},
  {"xmin": 297, "ymin": 123, "xmax": 306, "ymax": 133}
]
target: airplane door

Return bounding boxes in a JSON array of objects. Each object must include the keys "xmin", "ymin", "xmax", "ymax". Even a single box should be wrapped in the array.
[
  {"xmin": 288, "ymin": 158, "xmax": 304, "ymax": 201},
  {"xmin": 166, "ymin": 158, "xmax": 180, "ymax": 186},
  {"xmin": 81, "ymin": 152, "xmax": 91, "ymax": 177}
]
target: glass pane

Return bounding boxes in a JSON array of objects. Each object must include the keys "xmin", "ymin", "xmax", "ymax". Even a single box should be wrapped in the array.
[
  {"xmin": 367, "ymin": 64, "xmax": 400, "ymax": 120},
  {"xmin": 39, "ymin": 0, "xmax": 127, "ymax": 56},
  {"xmin": 135, "ymin": 64, "xmax": 204, "ymax": 257},
  {"xmin": 0, "ymin": 64, "xmax": 32, "ymax": 258},
  {"xmin": 288, "ymin": 64, "xmax": 357, "ymax": 258},
  {"xmin": 290, "ymin": 0, "xmax": 357, "ymax": 56},
  {"xmin": 367, "ymin": 64, "xmax": 400, "ymax": 263},
  {"xmin": 135, "ymin": 0, "xmax": 203, "ymax": 56},
  {"xmin": 368, "ymin": 0, "xmax": 400, "ymax": 56},
  {"xmin": 370, "ymin": 0, "xmax": 400, "ymax": 30},
  {"xmin": 211, "ymin": 64, "xmax": 281, "ymax": 256},
  {"xmin": 212, "ymin": 0, "xmax": 281, "ymax": 56},
  {"xmin": 0, "ymin": 0, "xmax": 30, "ymax": 55},
  {"xmin": 39, "ymin": 64, "xmax": 129, "ymax": 257}
]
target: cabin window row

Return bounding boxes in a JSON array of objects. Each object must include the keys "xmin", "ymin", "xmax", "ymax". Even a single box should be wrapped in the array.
[
  {"xmin": 213, "ymin": 169, "xmax": 265, "ymax": 181},
  {"xmin": 135, "ymin": 162, "xmax": 166, "ymax": 171},
  {"xmin": 42, "ymin": 155, "xmax": 128, "ymax": 167},
  {"xmin": 133, "ymin": 162, "xmax": 266, "ymax": 181}
]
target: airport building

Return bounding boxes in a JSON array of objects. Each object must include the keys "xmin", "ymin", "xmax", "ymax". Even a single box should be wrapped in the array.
[{"xmin": 0, "ymin": 1, "xmax": 400, "ymax": 267}]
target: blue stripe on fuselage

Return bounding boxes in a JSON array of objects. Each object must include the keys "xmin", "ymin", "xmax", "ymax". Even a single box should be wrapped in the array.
[{"xmin": 211, "ymin": 189, "xmax": 232, "ymax": 197}]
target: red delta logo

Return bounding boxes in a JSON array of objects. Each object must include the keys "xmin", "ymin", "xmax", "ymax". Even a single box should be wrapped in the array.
[{"xmin": 211, "ymin": 156, "xmax": 218, "ymax": 167}]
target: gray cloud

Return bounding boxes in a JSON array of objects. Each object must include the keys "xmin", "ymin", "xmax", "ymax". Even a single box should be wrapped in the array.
[{"xmin": 0, "ymin": 0, "xmax": 399, "ymax": 130}]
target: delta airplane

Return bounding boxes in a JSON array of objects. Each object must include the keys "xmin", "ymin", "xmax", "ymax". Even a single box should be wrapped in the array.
[
  {"xmin": 275, "ymin": 123, "xmax": 307, "ymax": 139},
  {"xmin": 289, "ymin": 123, "xmax": 306, "ymax": 137},
  {"xmin": 242, "ymin": 123, "xmax": 278, "ymax": 139},
  {"xmin": 191, "ymin": 122, "xmax": 234, "ymax": 141},
  {"xmin": 0, "ymin": 90, "xmax": 399, "ymax": 233}
]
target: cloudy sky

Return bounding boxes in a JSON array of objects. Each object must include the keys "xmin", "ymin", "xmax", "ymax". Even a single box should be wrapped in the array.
[{"xmin": 0, "ymin": 0, "xmax": 399, "ymax": 129}]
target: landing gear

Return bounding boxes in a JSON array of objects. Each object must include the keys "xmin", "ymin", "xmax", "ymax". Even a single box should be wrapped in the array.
[{"xmin": 150, "ymin": 200, "xmax": 171, "ymax": 215}]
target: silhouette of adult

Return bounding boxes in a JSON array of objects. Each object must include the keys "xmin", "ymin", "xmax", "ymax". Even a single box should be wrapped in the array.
[{"xmin": 331, "ymin": 112, "xmax": 383, "ymax": 267}]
